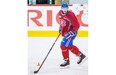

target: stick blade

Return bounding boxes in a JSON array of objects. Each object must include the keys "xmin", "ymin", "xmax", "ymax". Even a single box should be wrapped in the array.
[{"xmin": 34, "ymin": 70, "xmax": 38, "ymax": 74}]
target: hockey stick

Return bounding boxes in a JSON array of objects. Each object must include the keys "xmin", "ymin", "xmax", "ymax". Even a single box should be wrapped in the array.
[{"xmin": 34, "ymin": 33, "xmax": 61, "ymax": 74}]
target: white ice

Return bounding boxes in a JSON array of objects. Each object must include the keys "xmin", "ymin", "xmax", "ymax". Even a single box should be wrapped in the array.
[{"xmin": 28, "ymin": 37, "xmax": 88, "ymax": 75}]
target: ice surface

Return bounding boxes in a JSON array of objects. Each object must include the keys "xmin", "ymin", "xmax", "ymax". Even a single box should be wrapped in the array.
[{"xmin": 28, "ymin": 37, "xmax": 88, "ymax": 75}]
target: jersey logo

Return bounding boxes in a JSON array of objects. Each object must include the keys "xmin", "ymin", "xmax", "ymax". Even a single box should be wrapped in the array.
[{"xmin": 60, "ymin": 19, "xmax": 66, "ymax": 27}]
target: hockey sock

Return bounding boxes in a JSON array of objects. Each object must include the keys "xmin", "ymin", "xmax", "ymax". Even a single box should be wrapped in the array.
[
  {"xmin": 68, "ymin": 45, "xmax": 80, "ymax": 56},
  {"xmin": 60, "ymin": 45, "xmax": 69, "ymax": 59}
]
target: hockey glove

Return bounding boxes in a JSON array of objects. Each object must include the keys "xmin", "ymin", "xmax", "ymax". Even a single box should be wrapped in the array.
[{"xmin": 66, "ymin": 30, "xmax": 76, "ymax": 39}]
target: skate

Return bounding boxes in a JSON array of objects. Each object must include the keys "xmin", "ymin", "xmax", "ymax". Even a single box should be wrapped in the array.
[
  {"xmin": 77, "ymin": 52, "xmax": 86, "ymax": 64},
  {"xmin": 60, "ymin": 59, "xmax": 70, "ymax": 68}
]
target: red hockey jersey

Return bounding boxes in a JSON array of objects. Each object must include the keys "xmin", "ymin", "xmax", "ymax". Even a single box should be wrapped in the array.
[{"xmin": 57, "ymin": 10, "xmax": 80, "ymax": 36}]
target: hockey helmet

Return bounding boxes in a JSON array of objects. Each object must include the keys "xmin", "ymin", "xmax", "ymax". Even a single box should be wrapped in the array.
[{"xmin": 61, "ymin": 2, "xmax": 68, "ymax": 8}]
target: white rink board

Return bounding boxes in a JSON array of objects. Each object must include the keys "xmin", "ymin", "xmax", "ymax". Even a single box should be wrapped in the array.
[{"xmin": 28, "ymin": 4, "xmax": 88, "ymax": 31}]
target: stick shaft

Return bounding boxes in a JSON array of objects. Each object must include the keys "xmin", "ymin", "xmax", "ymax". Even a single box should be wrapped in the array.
[{"xmin": 35, "ymin": 33, "xmax": 60, "ymax": 73}]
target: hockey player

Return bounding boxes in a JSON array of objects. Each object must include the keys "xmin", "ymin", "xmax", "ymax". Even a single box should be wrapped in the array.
[{"xmin": 57, "ymin": 2, "xmax": 86, "ymax": 67}]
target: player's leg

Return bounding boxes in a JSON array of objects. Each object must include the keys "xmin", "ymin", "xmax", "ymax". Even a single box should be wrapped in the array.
[
  {"xmin": 60, "ymin": 45, "xmax": 70, "ymax": 67},
  {"xmin": 68, "ymin": 45, "xmax": 80, "ymax": 56},
  {"xmin": 68, "ymin": 45, "xmax": 86, "ymax": 64},
  {"xmin": 60, "ymin": 31, "xmax": 77, "ymax": 67},
  {"xmin": 60, "ymin": 36, "xmax": 70, "ymax": 67},
  {"xmin": 67, "ymin": 33, "xmax": 86, "ymax": 64},
  {"xmin": 60, "ymin": 45, "xmax": 69, "ymax": 60},
  {"xmin": 67, "ymin": 34, "xmax": 80, "ymax": 55}
]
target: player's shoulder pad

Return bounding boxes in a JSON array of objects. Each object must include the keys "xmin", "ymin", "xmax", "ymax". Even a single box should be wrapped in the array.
[
  {"xmin": 58, "ymin": 10, "xmax": 62, "ymax": 14},
  {"xmin": 58, "ymin": 10, "xmax": 62, "ymax": 18},
  {"xmin": 68, "ymin": 11, "xmax": 75, "ymax": 16},
  {"xmin": 57, "ymin": 10, "xmax": 62, "ymax": 16}
]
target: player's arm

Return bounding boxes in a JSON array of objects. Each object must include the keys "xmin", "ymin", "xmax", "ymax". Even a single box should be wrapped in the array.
[
  {"xmin": 65, "ymin": 12, "xmax": 80, "ymax": 39},
  {"xmin": 57, "ymin": 10, "xmax": 61, "ymax": 34},
  {"xmin": 69, "ymin": 12, "xmax": 80, "ymax": 32}
]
